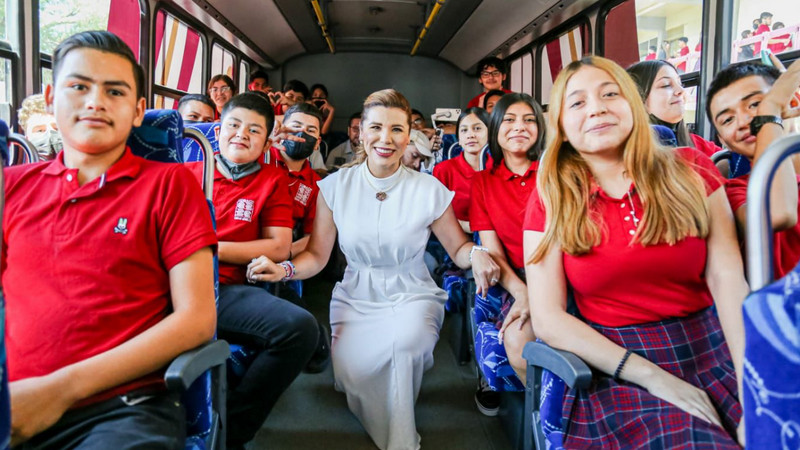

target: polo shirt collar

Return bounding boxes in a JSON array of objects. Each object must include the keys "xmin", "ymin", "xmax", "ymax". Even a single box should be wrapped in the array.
[
  {"xmin": 41, "ymin": 146, "xmax": 142, "ymax": 182},
  {"xmin": 492, "ymin": 159, "xmax": 539, "ymax": 180},
  {"xmin": 588, "ymin": 176, "xmax": 636, "ymax": 200}
]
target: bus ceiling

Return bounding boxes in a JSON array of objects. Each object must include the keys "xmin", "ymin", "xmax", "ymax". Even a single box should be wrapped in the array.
[{"xmin": 173, "ymin": 0, "xmax": 570, "ymax": 72}]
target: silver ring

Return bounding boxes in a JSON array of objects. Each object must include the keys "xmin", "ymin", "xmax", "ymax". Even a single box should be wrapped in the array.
[{"xmin": 490, "ymin": 278, "xmax": 499, "ymax": 284}]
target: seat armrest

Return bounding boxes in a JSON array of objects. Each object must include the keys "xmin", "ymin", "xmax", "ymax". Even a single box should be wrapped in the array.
[
  {"xmin": 165, "ymin": 340, "xmax": 230, "ymax": 393},
  {"xmin": 523, "ymin": 341, "xmax": 592, "ymax": 389}
]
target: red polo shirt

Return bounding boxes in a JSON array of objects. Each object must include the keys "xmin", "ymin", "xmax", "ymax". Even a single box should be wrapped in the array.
[
  {"xmin": 726, "ymin": 174, "xmax": 800, "ymax": 279},
  {"xmin": 524, "ymin": 147, "xmax": 724, "ymax": 326},
  {"xmin": 266, "ymin": 146, "xmax": 321, "ymax": 235},
  {"xmin": 690, "ymin": 134, "xmax": 722, "ymax": 158},
  {"xmin": 754, "ymin": 24, "xmax": 771, "ymax": 53},
  {"xmin": 2, "ymin": 149, "xmax": 217, "ymax": 406},
  {"xmin": 467, "ymin": 88, "xmax": 512, "ymax": 109},
  {"xmin": 471, "ymin": 160, "xmax": 538, "ymax": 269},
  {"xmin": 433, "ymin": 153, "xmax": 479, "ymax": 222},
  {"xmin": 189, "ymin": 161, "xmax": 293, "ymax": 285}
]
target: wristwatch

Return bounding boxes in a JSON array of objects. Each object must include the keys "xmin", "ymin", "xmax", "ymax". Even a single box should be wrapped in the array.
[{"xmin": 749, "ymin": 115, "xmax": 783, "ymax": 137}]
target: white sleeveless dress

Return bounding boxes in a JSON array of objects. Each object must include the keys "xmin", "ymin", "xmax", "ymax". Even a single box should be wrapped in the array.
[{"xmin": 317, "ymin": 163, "xmax": 455, "ymax": 450}]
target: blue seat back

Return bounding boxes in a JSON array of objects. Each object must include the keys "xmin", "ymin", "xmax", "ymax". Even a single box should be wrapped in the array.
[
  {"xmin": 0, "ymin": 120, "xmax": 9, "ymax": 167},
  {"xmin": 182, "ymin": 123, "xmax": 220, "ymax": 163},
  {"xmin": 129, "ymin": 110, "xmax": 218, "ymax": 449},
  {"xmin": 127, "ymin": 109, "xmax": 184, "ymax": 163},
  {"xmin": 651, "ymin": 124, "xmax": 677, "ymax": 147}
]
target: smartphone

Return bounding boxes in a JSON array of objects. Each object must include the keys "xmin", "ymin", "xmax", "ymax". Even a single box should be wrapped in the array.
[{"xmin": 435, "ymin": 128, "xmax": 444, "ymax": 140}]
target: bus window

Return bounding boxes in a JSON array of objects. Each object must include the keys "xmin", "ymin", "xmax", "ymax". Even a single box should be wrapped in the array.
[
  {"xmin": 539, "ymin": 23, "xmax": 590, "ymax": 105},
  {"xmin": 153, "ymin": 10, "xmax": 204, "ymax": 109},
  {"xmin": 509, "ymin": 52, "xmax": 533, "ymax": 96},
  {"xmin": 239, "ymin": 59, "xmax": 249, "ymax": 95},
  {"xmin": 0, "ymin": 57, "xmax": 12, "ymax": 124},
  {"xmin": 39, "ymin": 0, "xmax": 139, "ymax": 58},
  {"xmin": 603, "ymin": 0, "xmax": 705, "ymax": 75},
  {"xmin": 731, "ymin": 1, "xmax": 798, "ymax": 62},
  {"xmin": 211, "ymin": 43, "xmax": 234, "ymax": 80}
]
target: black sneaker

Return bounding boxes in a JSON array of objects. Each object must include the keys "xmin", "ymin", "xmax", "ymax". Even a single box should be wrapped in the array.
[
  {"xmin": 304, "ymin": 323, "xmax": 331, "ymax": 374},
  {"xmin": 474, "ymin": 379, "xmax": 500, "ymax": 416}
]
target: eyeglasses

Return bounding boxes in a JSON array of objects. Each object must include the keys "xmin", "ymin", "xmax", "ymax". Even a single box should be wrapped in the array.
[
  {"xmin": 209, "ymin": 86, "xmax": 231, "ymax": 94},
  {"xmin": 412, "ymin": 118, "xmax": 424, "ymax": 125},
  {"xmin": 480, "ymin": 70, "xmax": 502, "ymax": 78},
  {"xmin": 349, "ymin": 126, "xmax": 360, "ymax": 132}
]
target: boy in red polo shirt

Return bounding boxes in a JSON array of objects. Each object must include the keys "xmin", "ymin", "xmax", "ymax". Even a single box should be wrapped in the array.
[
  {"xmin": 264, "ymin": 102, "xmax": 331, "ymax": 373},
  {"xmin": 187, "ymin": 92, "xmax": 318, "ymax": 450},
  {"xmin": 706, "ymin": 59, "xmax": 800, "ymax": 278},
  {"xmin": 2, "ymin": 31, "xmax": 218, "ymax": 448}
]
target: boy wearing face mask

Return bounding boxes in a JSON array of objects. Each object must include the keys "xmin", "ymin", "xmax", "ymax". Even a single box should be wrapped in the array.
[{"xmin": 18, "ymin": 93, "xmax": 62, "ymax": 160}]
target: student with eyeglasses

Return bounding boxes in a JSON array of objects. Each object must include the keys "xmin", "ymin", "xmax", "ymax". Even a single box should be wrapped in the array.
[
  {"xmin": 467, "ymin": 57, "xmax": 512, "ymax": 109},
  {"xmin": 207, "ymin": 74, "xmax": 237, "ymax": 120}
]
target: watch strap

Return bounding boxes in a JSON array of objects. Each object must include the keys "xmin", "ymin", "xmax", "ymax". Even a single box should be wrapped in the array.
[{"xmin": 750, "ymin": 115, "xmax": 783, "ymax": 137}]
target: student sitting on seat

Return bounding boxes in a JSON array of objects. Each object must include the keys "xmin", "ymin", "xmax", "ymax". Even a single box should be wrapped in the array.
[
  {"xmin": 177, "ymin": 93, "xmax": 215, "ymax": 124},
  {"xmin": 186, "ymin": 92, "xmax": 318, "ymax": 450},
  {"xmin": 207, "ymin": 74, "xmax": 236, "ymax": 120},
  {"xmin": 706, "ymin": 57, "xmax": 800, "ymax": 278},
  {"xmin": 326, "ymin": 112, "xmax": 361, "ymax": 171},
  {"xmin": 17, "ymin": 93, "xmax": 62, "ymax": 160},
  {"xmin": 3, "ymin": 31, "xmax": 218, "ymax": 449},
  {"xmin": 525, "ymin": 55, "xmax": 747, "ymax": 448}
]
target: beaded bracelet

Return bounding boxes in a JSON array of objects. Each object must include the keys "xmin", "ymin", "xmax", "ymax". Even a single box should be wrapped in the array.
[
  {"xmin": 614, "ymin": 349, "xmax": 633, "ymax": 381},
  {"xmin": 278, "ymin": 260, "xmax": 296, "ymax": 281},
  {"xmin": 469, "ymin": 245, "xmax": 489, "ymax": 263}
]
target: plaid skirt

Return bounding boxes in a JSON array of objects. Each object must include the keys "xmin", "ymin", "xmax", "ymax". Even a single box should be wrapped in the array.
[{"xmin": 562, "ymin": 307, "xmax": 742, "ymax": 449}]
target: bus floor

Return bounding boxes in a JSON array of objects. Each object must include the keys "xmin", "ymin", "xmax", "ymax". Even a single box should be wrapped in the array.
[{"xmin": 250, "ymin": 276, "xmax": 514, "ymax": 450}]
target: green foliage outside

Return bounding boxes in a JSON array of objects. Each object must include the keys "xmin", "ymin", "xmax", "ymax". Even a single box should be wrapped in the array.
[{"xmin": 39, "ymin": 0, "xmax": 110, "ymax": 54}]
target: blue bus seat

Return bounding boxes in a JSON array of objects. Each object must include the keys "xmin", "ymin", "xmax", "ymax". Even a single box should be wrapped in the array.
[
  {"xmin": 651, "ymin": 124, "xmax": 677, "ymax": 147},
  {"xmin": 0, "ymin": 119, "xmax": 12, "ymax": 448},
  {"xmin": 182, "ymin": 122, "xmax": 220, "ymax": 163},
  {"xmin": 741, "ymin": 134, "xmax": 800, "ymax": 450},
  {"xmin": 130, "ymin": 110, "xmax": 228, "ymax": 449}
]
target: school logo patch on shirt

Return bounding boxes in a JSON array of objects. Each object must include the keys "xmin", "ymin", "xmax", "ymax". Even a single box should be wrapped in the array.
[
  {"xmin": 295, "ymin": 184, "xmax": 312, "ymax": 206},
  {"xmin": 114, "ymin": 218, "xmax": 129, "ymax": 235},
  {"xmin": 234, "ymin": 199, "xmax": 255, "ymax": 222}
]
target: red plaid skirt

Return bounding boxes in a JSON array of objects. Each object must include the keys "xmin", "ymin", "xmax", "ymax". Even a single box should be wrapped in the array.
[{"xmin": 562, "ymin": 308, "xmax": 742, "ymax": 449}]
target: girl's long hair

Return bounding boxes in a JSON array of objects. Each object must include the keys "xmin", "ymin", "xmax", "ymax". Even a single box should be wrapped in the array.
[
  {"xmin": 531, "ymin": 56, "xmax": 710, "ymax": 263},
  {"xmin": 627, "ymin": 60, "xmax": 692, "ymax": 146}
]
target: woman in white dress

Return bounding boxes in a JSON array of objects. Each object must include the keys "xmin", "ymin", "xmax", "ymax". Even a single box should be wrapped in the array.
[{"xmin": 247, "ymin": 89, "xmax": 500, "ymax": 450}]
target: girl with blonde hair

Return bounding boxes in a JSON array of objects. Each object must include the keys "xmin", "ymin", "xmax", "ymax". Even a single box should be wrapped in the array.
[
  {"xmin": 523, "ymin": 56, "xmax": 747, "ymax": 447},
  {"xmin": 248, "ymin": 89, "xmax": 500, "ymax": 450}
]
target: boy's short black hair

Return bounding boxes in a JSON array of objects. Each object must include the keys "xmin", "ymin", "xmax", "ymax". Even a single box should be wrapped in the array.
[
  {"xmin": 477, "ymin": 57, "xmax": 507, "ymax": 76},
  {"xmin": 221, "ymin": 92, "xmax": 276, "ymax": 135},
  {"xmin": 282, "ymin": 79, "xmax": 309, "ymax": 99},
  {"xmin": 249, "ymin": 69, "xmax": 269, "ymax": 84},
  {"xmin": 178, "ymin": 94, "xmax": 214, "ymax": 112},
  {"xmin": 649, "ymin": 45, "xmax": 657, "ymax": 52},
  {"xmin": 53, "ymin": 31, "xmax": 144, "ymax": 99},
  {"xmin": 705, "ymin": 62, "xmax": 781, "ymax": 124},
  {"xmin": 760, "ymin": 11, "xmax": 773, "ymax": 20},
  {"xmin": 678, "ymin": 37, "xmax": 689, "ymax": 44},
  {"xmin": 411, "ymin": 109, "xmax": 424, "ymax": 118},
  {"xmin": 283, "ymin": 103, "xmax": 323, "ymax": 130},
  {"xmin": 310, "ymin": 83, "xmax": 328, "ymax": 98},
  {"xmin": 349, "ymin": 112, "xmax": 361, "ymax": 124},
  {"xmin": 483, "ymin": 89, "xmax": 506, "ymax": 109}
]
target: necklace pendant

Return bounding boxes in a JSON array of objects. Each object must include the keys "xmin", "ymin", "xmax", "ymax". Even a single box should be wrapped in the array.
[{"xmin": 376, "ymin": 192, "xmax": 387, "ymax": 201}]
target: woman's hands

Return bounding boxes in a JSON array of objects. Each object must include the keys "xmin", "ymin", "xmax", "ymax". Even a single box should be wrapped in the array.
[
  {"xmin": 641, "ymin": 364, "xmax": 723, "ymax": 428},
  {"xmin": 471, "ymin": 249, "xmax": 500, "ymax": 298},
  {"xmin": 247, "ymin": 256, "xmax": 286, "ymax": 283}
]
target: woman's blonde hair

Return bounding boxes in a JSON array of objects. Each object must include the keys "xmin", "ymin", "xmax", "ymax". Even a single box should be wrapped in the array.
[
  {"xmin": 347, "ymin": 89, "xmax": 412, "ymax": 166},
  {"xmin": 531, "ymin": 56, "xmax": 710, "ymax": 263},
  {"xmin": 17, "ymin": 94, "xmax": 47, "ymax": 133}
]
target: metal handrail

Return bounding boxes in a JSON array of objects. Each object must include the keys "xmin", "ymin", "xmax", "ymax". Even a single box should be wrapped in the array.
[
  {"xmin": 182, "ymin": 127, "xmax": 215, "ymax": 201},
  {"xmin": 746, "ymin": 134, "xmax": 800, "ymax": 290},
  {"xmin": 711, "ymin": 149, "xmax": 731, "ymax": 165},
  {"xmin": 8, "ymin": 133, "xmax": 40, "ymax": 165},
  {"xmin": 478, "ymin": 145, "xmax": 488, "ymax": 171}
]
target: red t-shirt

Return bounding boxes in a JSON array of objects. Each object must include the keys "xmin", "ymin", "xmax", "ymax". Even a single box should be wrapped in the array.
[
  {"xmin": 433, "ymin": 153, "xmax": 479, "ymax": 222},
  {"xmin": 524, "ymin": 147, "xmax": 724, "ymax": 326},
  {"xmin": 768, "ymin": 33, "xmax": 792, "ymax": 54},
  {"xmin": 189, "ymin": 162, "xmax": 293, "ymax": 285},
  {"xmin": 2, "ymin": 149, "xmax": 218, "ymax": 406},
  {"xmin": 676, "ymin": 45, "xmax": 690, "ymax": 72},
  {"xmin": 645, "ymin": 53, "xmax": 656, "ymax": 61},
  {"xmin": 725, "ymin": 174, "xmax": 800, "ymax": 279},
  {"xmin": 467, "ymin": 88, "xmax": 513, "ymax": 109},
  {"xmin": 690, "ymin": 133, "xmax": 722, "ymax": 158},
  {"xmin": 754, "ymin": 24, "xmax": 771, "ymax": 53},
  {"xmin": 471, "ymin": 160, "xmax": 538, "ymax": 269},
  {"xmin": 266, "ymin": 146, "xmax": 321, "ymax": 235}
]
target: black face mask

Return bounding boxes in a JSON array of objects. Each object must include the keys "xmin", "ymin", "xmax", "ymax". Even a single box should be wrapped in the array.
[{"xmin": 282, "ymin": 131, "xmax": 318, "ymax": 161}]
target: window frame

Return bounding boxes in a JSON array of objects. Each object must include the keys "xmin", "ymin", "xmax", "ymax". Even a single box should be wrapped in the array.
[{"xmin": 534, "ymin": 16, "xmax": 593, "ymax": 105}]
